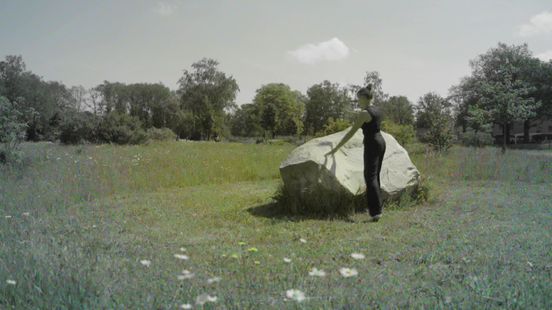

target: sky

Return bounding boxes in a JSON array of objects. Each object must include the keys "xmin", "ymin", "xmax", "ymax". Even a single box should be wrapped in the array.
[{"xmin": 1, "ymin": 0, "xmax": 551, "ymax": 105}]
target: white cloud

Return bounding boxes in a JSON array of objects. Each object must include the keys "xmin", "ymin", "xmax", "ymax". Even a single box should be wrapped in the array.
[
  {"xmin": 536, "ymin": 50, "xmax": 552, "ymax": 61},
  {"xmin": 518, "ymin": 11, "xmax": 552, "ymax": 36},
  {"xmin": 154, "ymin": 2, "xmax": 175, "ymax": 16},
  {"xmin": 287, "ymin": 37, "xmax": 351, "ymax": 65}
]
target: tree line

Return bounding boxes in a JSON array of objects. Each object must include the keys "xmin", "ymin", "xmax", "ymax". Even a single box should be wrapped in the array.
[
  {"xmin": 1, "ymin": 42, "xmax": 551, "ymax": 162},
  {"xmin": 0, "ymin": 55, "xmax": 418, "ymax": 146},
  {"xmin": 410, "ymin": 43, "xmax": 552, "ymax": 152},
  {"xmin": 450, "ymin": 43, "xmax": 552, "ymax": 152}
]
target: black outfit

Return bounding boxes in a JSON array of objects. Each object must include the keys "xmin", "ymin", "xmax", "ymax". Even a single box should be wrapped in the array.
[{"xmin": 361, "ymin": 106, "xmax": 386, "ymax": 217}]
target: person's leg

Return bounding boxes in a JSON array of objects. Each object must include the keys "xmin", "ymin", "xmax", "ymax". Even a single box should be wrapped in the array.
[
  {"xmin": 375, "ymin": 135, "xmax": 386, "ymax": 210},
  {"xmin": 377, "ymin": 152, "xmax": 383, "ymax": 189},
  {"xmin": 371, "ymin": 155, "xmax": 383, "ymax": 217},
  {"xmin": 364, "ymin": 147, "xmax": 382, "ymax": 217}
]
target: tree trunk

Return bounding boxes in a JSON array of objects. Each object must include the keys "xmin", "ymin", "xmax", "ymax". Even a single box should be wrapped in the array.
[
  {"xmin": 523, "ymin": 119, "xmax": 530, "ymax": 143},
  {"xmin": 505, "ymin": 123, "xmax": 511, "ymax": 145},
  {"xmin": 501, "ymin": 123, "xmax": 506, "ymax": 154}
]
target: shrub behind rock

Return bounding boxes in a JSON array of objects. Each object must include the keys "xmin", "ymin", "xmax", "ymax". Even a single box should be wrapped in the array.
[
  {"xmin": 60, "ymin": 111, "xmax": 99, "ymax": 144},
  {"xmin": 97, "ymin": 112, "xmax": 148, "ymax": 145},
  {"xmin": 147, "ymin": 127, "xmax": 177, "ymax": 141},
  {"xmin": 382, "ymin": 120, "xmax": 415, "ymax": 145},
  {"xmin": 315, "ymin": 117, "xmax": 351, "ymax": 137},
  {"xmin": 0, "ymin": 96, "xmax": 26, "ymax": 164},
  {"xmin": 457, "ymin": 129, "xmax": 493, "ymax": 147}
]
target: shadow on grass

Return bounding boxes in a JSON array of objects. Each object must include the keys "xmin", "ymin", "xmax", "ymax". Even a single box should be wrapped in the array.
[
  {"xmin": 247, "ymin": 180, "xmax": 430, "ymax": 223},
  {"xmin": 246, "ymin": 201, "xmax": 357, "ymax": 223}
]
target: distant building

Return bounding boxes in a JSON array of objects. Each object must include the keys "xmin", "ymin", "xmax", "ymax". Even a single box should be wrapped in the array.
[{"xmin": 492, "ymin": 117, "xmax": 552, "ymax": 144}]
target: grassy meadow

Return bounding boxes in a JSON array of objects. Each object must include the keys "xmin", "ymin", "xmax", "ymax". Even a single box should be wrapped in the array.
[{"xmin": 1, "ymin": 140, "xmax": 551, "ymax": 309}]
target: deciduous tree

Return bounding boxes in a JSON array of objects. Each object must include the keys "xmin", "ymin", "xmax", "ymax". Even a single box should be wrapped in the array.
[
  {"xmin": 253, "ymin": 83, "xmax": 304, "ymax": 138},
  {"xmin": 468, "ymin": 43, "xmax": 541, "ymax": 151},
  {"xmin": 416, "ymin": 92, "xmax": 454, "ymax": 151},
  {"xmin": 177, "ymin": 58, "xmax": 239, "ymax": 140},
  {"xmin": 304, "ymin": 80, "xmax": 351, "ymax": 135},
  {"xmin": 378, "ymin": 96, "xmax": 414, "ymax": 125}
]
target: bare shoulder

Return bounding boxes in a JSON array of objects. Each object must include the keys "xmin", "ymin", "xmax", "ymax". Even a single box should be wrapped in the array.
[{"xmin": 355, "ymin": 111, "xmax": 372, "ymax": 123}]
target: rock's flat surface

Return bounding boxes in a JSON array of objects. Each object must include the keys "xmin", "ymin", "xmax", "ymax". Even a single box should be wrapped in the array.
[{"xmin": 279, "ymin": 128, "xmax": 420, "ymax": 200}]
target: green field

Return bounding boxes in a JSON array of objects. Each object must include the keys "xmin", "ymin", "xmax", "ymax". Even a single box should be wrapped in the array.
[{"xmin": 1, "ymin": 141, "xmax": 551, "ymax": 309}]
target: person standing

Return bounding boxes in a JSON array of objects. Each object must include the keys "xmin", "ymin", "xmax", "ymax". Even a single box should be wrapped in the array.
[{"xmin": 325, "ymin": 84, "xmax": 386, "ymax": 221}]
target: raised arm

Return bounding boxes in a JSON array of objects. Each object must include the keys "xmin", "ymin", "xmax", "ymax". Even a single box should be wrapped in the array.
[{"xmin": 325, "ymin": 111, "xmax": 372, "ymax": 156}]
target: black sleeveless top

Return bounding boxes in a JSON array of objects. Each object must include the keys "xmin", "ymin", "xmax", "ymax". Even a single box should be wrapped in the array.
[{"xmin": 361, "ymin": 106, "xmax": 382, "ymax": 136}]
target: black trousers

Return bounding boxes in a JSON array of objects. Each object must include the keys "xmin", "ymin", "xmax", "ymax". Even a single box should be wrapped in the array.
[{"xmin": 363, "ymin": 133, "xmax": 386, "ymax": 217}]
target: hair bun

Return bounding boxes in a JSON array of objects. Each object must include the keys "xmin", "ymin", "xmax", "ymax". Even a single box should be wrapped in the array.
[{"xmin": 356, "ymin": 85, "xmax": 373, "ymax": 98}]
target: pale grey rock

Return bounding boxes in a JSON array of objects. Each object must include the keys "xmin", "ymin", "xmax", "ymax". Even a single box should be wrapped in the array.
[{"xmin": 279, "ymin": 128, "xmax": 420, "ymax": 200}]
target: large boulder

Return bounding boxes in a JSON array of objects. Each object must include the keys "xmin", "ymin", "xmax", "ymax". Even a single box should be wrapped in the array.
[{"xmin": 279, "ymin": 128, "xmax": 420, "ymax": 202}]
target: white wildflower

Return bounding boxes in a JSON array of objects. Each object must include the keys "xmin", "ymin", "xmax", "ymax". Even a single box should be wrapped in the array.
[
  {"xmin": 283, "ymin": 257, "xmax": 292, "ymax": 263},
  {"xmin": 6, "ymin": 280, "xmax": 16, "ymax": 285},
  {"xmin": 4, "ymin": 215, "xmax": 12, "ymax": 219},
  {"xmin": 308, "ymin": 267, "xmax": 326, "ymax": 277},
  {"xmin": 351, "ymin": 253, "xmax": 365, "ymax": 260},
  {"xmin": 174, "ymin": 254, "xmax": 189, "ymax": 260},
  {"xmin": 286, "ymin": 289, "xmax": 306, "ymax": 302},
  {"xmin": 22, "ymin": 212, "xmax": 30, "ymax": 217},
  {"xmin": 177, "ymin": 270, "xmax": 195, "ymax": 280},
  {"xmin": 299, "ymin": 238, "xmax": 307, "ymax": 243},
  {"xmin": 180, "ymin": 303, "xmax": 192, "ymax": 309},
  {"xmin": 140, "ymin": 260, "xmax": 151, "ymax": 267},
  {"xmin": 195, "ymin": 293, "xmax": 217, "ymax": 305},
  {"xmin": 177, "ymin": 274, "xmax": 194, "ymax": 280},
  {"xmin": 339, "ymin": 267, "xmax": 358, "ymax": 277},
  {"xmin": 207, "ymin": 276, "xmax": 221, "ymax": 284},
  {"xmin": 179, "ymin": 247, "xmax": 186, "ymax": 252}
]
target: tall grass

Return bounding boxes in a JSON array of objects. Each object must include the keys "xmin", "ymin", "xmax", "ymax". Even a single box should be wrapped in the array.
[
  {"xmin": 454, "ymin": 147, "xmax": 551, "ymax": 183},
  {"xmin": 1, "ymin": 141, "xmax": 550, "ymax": 308},
  {"xmin": 0, "ymin": 141, "xmax": 294, "ymax": 308},
  {"xmin": 406, "ymin": 144, "xmax": 552, "ymax": 184},
  {"xmin": 92, "ymin": 141, "xmax": 294, "ymax": 194}
]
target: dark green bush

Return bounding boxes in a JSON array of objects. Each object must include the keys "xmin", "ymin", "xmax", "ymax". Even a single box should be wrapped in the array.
[
  {"xmin": 146, "ymin": 127, "xmax": 177, "ymax": 141},
  {"xmin": 457, "ymin": 129, "xmax": 493, "ymax": 147},
  {"xmin": 315, "ymin": 117, "xmax": 351, "ymax": 137},
  {"xmin": 0, "ymin": 96, "xmax": 26, "ymax": 164},
  {"xmin": 59, "ymin": 111, "xmax": 100, "ymax": 144},
  {"xmin": 97, "ymin": 112, "xmax": 148, "ymax": 145},
  {"xmin": 382, "ymin": 120, "xmax": 415, "ymax": 145},
  {"xmin": 422, "ymin": 118, "xmax": 454, "ymax": 152}
]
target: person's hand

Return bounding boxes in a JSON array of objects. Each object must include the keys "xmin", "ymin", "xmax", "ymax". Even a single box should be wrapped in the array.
[{"xmin": 324, "ymin": 149, "xmax": 336, "ymax": 157}]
